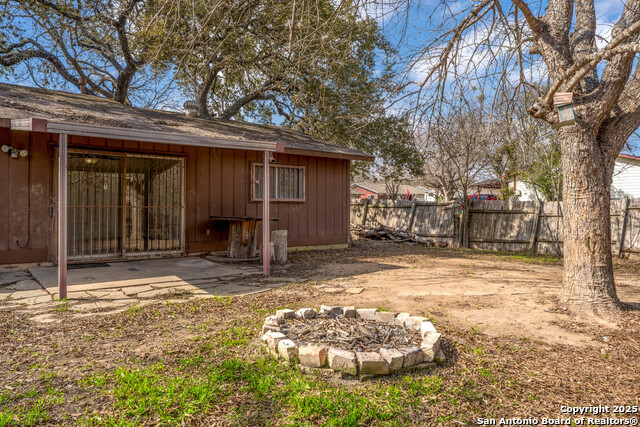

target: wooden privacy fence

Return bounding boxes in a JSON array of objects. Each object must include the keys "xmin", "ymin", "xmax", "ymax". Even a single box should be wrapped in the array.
[
  {"xmin": 350, "ymin": 198, "xmax": 640, "ymax": 256},
  {"xmin": 351, "ymin": 199, "xmax": 460, "ymax": 247}
]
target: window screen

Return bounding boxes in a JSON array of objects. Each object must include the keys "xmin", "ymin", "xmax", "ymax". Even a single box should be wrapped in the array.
[{"xmin": 253, "ymin": 164, "xmax": 305, "ymax": 201}]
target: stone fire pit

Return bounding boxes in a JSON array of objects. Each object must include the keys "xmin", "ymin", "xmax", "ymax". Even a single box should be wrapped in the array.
[{"xmin": 261, "ymin": 306, "xmax": 445, "ymax": 380}]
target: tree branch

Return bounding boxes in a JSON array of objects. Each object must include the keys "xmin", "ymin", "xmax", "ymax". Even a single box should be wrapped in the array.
[
  {"xmin": 571, "ymin": 0, "xmax": 598, "ymax": 91},
  {"xmin": 219, "ymin": 79, "xmax": 276, "ymax": 119},
  {"xmin": 0, "ymin": 38, "xmax": 83, "ymax": 91},
  {"xmin": 509, "ymin": 0, "xmax": 541, "ymax": 34}
]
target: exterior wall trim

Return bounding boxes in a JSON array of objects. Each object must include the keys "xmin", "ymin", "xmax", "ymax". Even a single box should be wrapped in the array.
[{"xmin": 10, "ymin": 118, "xmax": 279, "ymax": 152}]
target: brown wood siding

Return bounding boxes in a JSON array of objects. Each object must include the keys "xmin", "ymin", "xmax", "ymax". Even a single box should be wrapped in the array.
[
  {"xmin": 0, "ymin": 129, "xmax": 52, "ymax": 263},
  {"xmin": 0, "ymin": 130, "xmax": 350, "ymax": 264}
]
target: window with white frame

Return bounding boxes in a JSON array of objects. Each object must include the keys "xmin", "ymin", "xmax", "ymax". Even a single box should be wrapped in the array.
[{"xmin": 252, "ymin": 163, "xmax": 305, "ymax": 201}]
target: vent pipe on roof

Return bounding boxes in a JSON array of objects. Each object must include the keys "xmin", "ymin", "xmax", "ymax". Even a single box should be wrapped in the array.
[
  {"xmin": 183, "ymin": 101, "xmax": 199, "ymax": 117},
  {"xmin": 77, "ymin": 77, "xmax": 88, "ymax": 94}
]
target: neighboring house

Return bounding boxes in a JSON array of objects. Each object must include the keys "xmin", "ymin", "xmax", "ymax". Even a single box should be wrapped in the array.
[
  {"xmin": 0, "ymin": 83, "xmax": 373, "ymax": 265},
  {"xmin": 414, "ymin": 186, "xmax": 438, "ymax": 202},
  {"xmin": 471, "ymin": 176, "xmax": 539, "ymax": 201},
  {"xmin": 351, "ymin": 181, "xmax": 432, "ymax": 201},
  {"xmin": 471, "ymin": 153, "xmax": 640, "ymax": 202},
  {"xmin": 612, "ymin": 154, "xmax": 640, "ymax": 199}
]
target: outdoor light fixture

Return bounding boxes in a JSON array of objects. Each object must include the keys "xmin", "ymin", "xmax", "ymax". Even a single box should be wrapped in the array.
[
  {"xmin": 83, "ymin": 156, "xmax": 99, "ymax": 164},
  {"xmin": 1, "ymin": 145, "xmax": 28, "ymax": 158},
  {"xmin": 552, "ymin": 92, "xmax": 575, "ymax": 129}
]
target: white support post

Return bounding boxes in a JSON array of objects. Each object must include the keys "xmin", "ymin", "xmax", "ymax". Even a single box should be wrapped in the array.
[
  {"xmin": 58, "ymin": 133, "xmax": 68, "ymax": 299},
  {"xmin": 262, "ymin": 151, "xmax": 271, "ymax": 276}
]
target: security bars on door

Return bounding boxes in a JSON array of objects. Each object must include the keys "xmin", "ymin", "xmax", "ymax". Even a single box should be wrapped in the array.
[{"xmin": 66, "ymin": 151, "xmax": 184, "ymax": 261}]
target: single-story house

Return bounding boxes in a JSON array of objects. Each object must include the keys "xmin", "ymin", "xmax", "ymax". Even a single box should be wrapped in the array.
[
  {"xmin": 351, "ymin": 181, "xmax": 432, "ymax": 201},
  {"xmin": 0, "ymin": 83, "xmax": 373, "ymax": 289},
  {"xmin": 612, "ymin": 153, "xmax": 640, "ymax": 199}
]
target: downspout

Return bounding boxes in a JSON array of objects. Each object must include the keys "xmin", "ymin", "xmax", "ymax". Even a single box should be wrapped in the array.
[
  {"xmin": 58, "ymin": 134, "xmax": 68, "ymax": 299},
  {"xmin": 262, "ymin": 150, "xmax": 271, "ymax": 276}
]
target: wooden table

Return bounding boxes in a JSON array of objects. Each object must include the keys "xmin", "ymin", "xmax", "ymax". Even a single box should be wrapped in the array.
[{"xmin": 209, "ymin": 216, "xmax": 278, "ymax": 259}]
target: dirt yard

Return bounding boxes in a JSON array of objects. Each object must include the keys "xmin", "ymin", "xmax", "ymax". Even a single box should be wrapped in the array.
[
  {"xmin": 284, "ymin": 239, "xmax": 640, "ymax": 348},
  {"xmin": 1, "ymin": 239, "xmax": 639, "ymax": 426}
]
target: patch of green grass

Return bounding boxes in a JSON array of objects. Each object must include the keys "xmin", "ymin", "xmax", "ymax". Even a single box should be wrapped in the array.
[
  {"xmin": 79, "ymin": 372, "xmax": 109, "ymax": 389},
  {"xmin": 22, "ymin": 397, "xmax": 51, "ymax": 426},
  {"xmin": 178, "ymin": 355, "xmax": 204, "ymax": 369},
  {"xmin": 0, "ymin": 393, "xmax": 11, "ymax": 406},
  {"xmin": 213, "ymin": 295, "xmax": 233, "ymax": 307},
  {"xmin": 77, "ymin": 355, "xmax": 452, "ymax": 426},
  {"xmin": 220, "ymin": 357, "xmax": 444, "ymax": 426},
  {"xmin": 0, "ymin": 410, "xmax": 15, "ymax": 427},
  {"xmin": 470, "ymin": 345, "xmax": 485, "ymax": 355},
  {"xmin": 79, "ymin": 363, "xmax": 227, "ymax": 426},
  {"xmin": 125, "ymin": 306, "xmax": 141, "ymax": 316},
  {"xmin": 479, "ymin": 368, "xmax": 498, "ymax": 383},
  {"xmin": 214, "ymin": 326, "xmax": 254, "ymax": 348},
  {"xmin": 56, "ymin": 300, "xmax": 69, "ymax": 312},
  {"xmin": 0, "ymin": 392, "xmax": 64, "ymax": 427},
  {"xmin": 39, "ymin": 369, "xmax": 56, "ymax": 382}
]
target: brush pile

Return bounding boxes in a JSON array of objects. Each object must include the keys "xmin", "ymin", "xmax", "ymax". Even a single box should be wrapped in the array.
[{"xmin": 351, "ymin": 224, "xmax": 447, "ymax": 246}]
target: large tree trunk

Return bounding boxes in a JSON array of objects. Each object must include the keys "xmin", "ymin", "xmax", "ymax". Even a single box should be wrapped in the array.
[{"xmin": 558, "ymin": 124, "xmax": 622, "ymax": 315}]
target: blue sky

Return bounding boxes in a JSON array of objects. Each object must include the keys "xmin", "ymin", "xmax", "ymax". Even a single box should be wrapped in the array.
[{"xmin": 365, "ymin": 0, "xmax": 639, "ymax": 154}]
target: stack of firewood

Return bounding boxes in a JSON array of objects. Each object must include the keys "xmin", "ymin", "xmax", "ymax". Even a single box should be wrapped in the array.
[{"xmin": 351, "ymin": 224, "xmax": 446, "ymax": 246}]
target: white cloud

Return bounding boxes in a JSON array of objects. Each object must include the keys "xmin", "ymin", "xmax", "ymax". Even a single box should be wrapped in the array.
[
  {"xmin": 594, "ymin": 0, "xmax": 625, "ymax": 19},
  {"xmin": 595, "ymin": 19, "xmax": 614, "ymax": 50}
]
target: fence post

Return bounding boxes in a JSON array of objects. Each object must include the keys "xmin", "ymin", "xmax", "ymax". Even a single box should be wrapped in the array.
[
  {"xmin": 457, "ymin": 207, "xmax": 465, "ymax": 248},
  {"xmin": 449, "ymin": 202, "xmax": 457, "ymax": 247},
  {"xmin": 528, "ymin": 202, "xmax": 543, "ymax": 255},
  {"xmin": 408, "ymin": 201, "xmax": 418, "ymax": 232},
  {"xmin": 464, "ymin": 201, "xmax": 471, "ymax": 248},
  {"xmin": 459, "ymin": 199, "xmax": 470, "ymax": 248},
  {"xmin": 617, "ymin": 196, "xmax": 630, "ymax": 257},
  {"xmin": 361, "ymin": 198, "xmax": 370, "ymax": 226}
]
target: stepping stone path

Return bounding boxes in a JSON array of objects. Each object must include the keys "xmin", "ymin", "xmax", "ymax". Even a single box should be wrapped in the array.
[{"xmin": 261, "ymin": 307, "xmax": 445, "ymax": 380}]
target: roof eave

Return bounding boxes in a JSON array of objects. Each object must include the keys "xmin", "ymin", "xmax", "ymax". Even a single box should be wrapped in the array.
[
  {"xmin": 283, "ymin": 147, "xmax": 374, "ymax": 162},
  {"xmin": 8, "ymin": 118, "xmax": 280, "ymax": 152},
  {"xmin": 618, "ymin": 153, "xmax": 640, "ymax": 162}
]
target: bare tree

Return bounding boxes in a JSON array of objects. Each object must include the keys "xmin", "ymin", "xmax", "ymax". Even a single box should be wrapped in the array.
[
  {"xmin": 490, "ymin": 85, "xmax": 563, "ymax": 201},
  {"xmin": 416, "ymin": 97, "xmax": 494, "ymax": 201},
  {"xmin": 384, "ymin": 180, "xmax": 401, "ymax": 199},
  {"xmin": 391, "ymin": 0, "xmax": 640, "ymax": 316}
]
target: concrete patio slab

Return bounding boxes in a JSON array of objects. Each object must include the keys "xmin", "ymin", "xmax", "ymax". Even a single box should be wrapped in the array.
[
  {"xmin": 28, "ymin": 257, "xmax": 259, "ymax": 296},
  {"xmin": 0, "ymin": 256, "xmax": 295, "ymax": 322}
]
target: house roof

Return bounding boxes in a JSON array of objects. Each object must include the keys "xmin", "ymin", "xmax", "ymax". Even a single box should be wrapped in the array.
[
  {"xmin": 0, "ymin": 83, "xmax": 374, "ymax": 161},
  {"xmin": 471, "ymin": 178, "xmax": 503, "ymax": 188},
  {"xmin": 352, "ymin": 181, "xmax": 426, "ymax": 195},
  {"xmin": 618, "ymin": 153, "xmax": 640, "ymax": 162}
]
